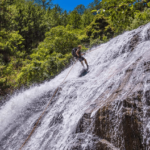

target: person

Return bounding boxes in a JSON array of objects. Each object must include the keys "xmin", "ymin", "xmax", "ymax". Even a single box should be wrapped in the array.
[{"xmin": 72, "ymin": 45, "xmax": 89, "ymax": 69}]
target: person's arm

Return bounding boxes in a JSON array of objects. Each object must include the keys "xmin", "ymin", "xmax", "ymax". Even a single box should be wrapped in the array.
[{"xmin": 76, "ymin": 49, "xmax": 80, "ymax": 57}]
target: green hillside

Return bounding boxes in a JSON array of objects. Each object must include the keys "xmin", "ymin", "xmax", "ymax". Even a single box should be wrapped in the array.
[{"xmin": 1, "ymin": 0, "xmax": 150, "ymax": 95}]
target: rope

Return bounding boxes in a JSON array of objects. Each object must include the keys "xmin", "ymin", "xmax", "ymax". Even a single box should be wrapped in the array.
[
  {"xmin": 19, "ymin": 45, "xmax": 102, "ymax": 150},
  {"xmin": 19, "ymin": 61, "xmax": 77, "ymax": 150}
]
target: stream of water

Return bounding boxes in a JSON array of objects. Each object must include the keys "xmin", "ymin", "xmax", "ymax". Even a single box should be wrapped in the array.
[{"xmin": 1, "ymin": 23, "xmax": 150, "ymax": 150}]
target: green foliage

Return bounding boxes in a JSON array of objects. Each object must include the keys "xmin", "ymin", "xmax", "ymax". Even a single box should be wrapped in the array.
[
  {"xmin": 74, "ymin": 4, "xmax": 86, "ymax": 15},
  {"xmin": 86, "ymin": 14, "xmax": 114, "ymax": 40},
  {"xmin": 6, "ymin": 31, "xmax": 24, "ymax": 53},
  {"xmin": 44, "ymin": 4, "xmax": 63, "ymax": 28},
  {"xmin": 127, "ymin": 8, "xmax": 150, "ymax": 30},
  {"xmin": 1, "ymin": 0, "xmax": 150, "ymax": 95},
  {"xmin": 60, "ymin": 10, "xmax": 68, "ymax": 27},
  {"xmin": 7, "ymin": 0, "xmax": 47, "ymax": 51},
  {"xmin": 16, "ymin": 26, "xmax": 80, "ymax": 85},
  {"xmin": 0, "ymin": 30, "xmax": 24, "ymax": 62},
  {"xmin": 42, "ymin": 26, "xmax": 80, "ymax": 54},
  {"xmin": 91, "ymin": 10, "xmax": 98, "ymax": 13},
  {"xmin": 88, "ymin": 0, "xmax": 102, "ymax": 10},
  {"xmin": 98, "ymin": 0, "xmax": 150, "ymax": 33},
  {"xmin": 0, "ymin": 0, "xmax": 14, "ymax": 30},
  {"xmin": 0, "ymin": 30, "xmax": 25, "ymax": 92},
  {"xmin": 90, "ymin": 38, "xmax": 103, "ymax": 47},
  {"xmin": 65, "ymin": 25, "xmax": 89, "ymax": 42},
  {"xmin": 34, "ymin": 0, "xmax": 53, "ymax": 9},
  {"xmin": 81, "ymin": 10, "xmax": 94, "ymax": 28},
  {"xmin": 68, "ymin": 10, "xmax": 81, "ymax": 29}
]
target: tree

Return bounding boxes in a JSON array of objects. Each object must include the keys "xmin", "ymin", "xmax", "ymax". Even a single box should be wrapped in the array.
[
  {"xmin": 74, "ymin": 4, "xmax": 86, "ymax": 15},
  {"xmin": 61, "ymin": 10, "xmax": 68, "ymax": 26},
  {"xmin": 0, "ymin": 0, "xmax": 13, "ymax": 30},
  {"xmin": 17, "ymin": 26, "xmax": 80, "ymax": 85},
  {"xmin": 68, "ymin": 10, "xmax": 81, "ymax": 29},
  {"xmin": 99, "ymin": 0, "xmax": 139, "ymax": 33},
  {"xmin": 81, "ymin": 10, "xmax": 94, "ymax": 28},
  {"xmin": 86, "ymin": 14, "xmax": 114, "ymax": 40},
  {"xmin": 10, "ymin": 0, "xmax": 47, "ymax": 51},
  {"xmin": 45, "ymin": 4, "xmax": 62, "ymax": 28},
  {"xmin": 0, "ymin": 0, "xmax": 24, "ymax": 64},
  {"xmin": 34, "ymin": 0, "xmax": 53, "ymax": 9},
  {"xmin": 88, "ymin": 0, "xmax": 101, "ymax": 10}
]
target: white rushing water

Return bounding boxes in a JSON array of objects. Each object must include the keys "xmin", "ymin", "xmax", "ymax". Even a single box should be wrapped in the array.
[{"xmin": 1, "ymin": 23, "xmax": 150, "ymax": 150}]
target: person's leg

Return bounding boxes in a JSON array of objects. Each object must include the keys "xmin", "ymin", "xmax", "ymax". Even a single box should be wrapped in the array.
[
  {"xmin": 84, "ymin": 58, "xmax": 89, "ymax": 68},
  {"xmin": 80, "ymin": 61, "xmax": 85, "ymax": 67},
  {"xmin": 78, "ymin": 57, "xmax": 84, "ymax": 67}
]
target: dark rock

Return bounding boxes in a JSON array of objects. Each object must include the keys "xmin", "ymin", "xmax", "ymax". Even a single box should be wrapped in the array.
[
  {"xmin": 144, "ymin": 90, "xmax": 150, "ymax": 106},
  {"xmin": 72, "ymin": 90, "xmax": 147, "ymax": 150}
]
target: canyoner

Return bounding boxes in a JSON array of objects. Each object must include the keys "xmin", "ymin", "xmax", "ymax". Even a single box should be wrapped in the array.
[{"xmin": 72, "ymin": 45, "xmax": 89, "ymax": 70}]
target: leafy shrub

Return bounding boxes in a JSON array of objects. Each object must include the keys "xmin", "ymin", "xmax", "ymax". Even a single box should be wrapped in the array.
[
  {"xmin": 90, "ymin": 38, "xmax": 103, "ymax": 47},
  {"xmin": 16, "ymin": 26, "xmax": 81, "ymax": 85},
  {"xmin": 0, "ymin": 30, "xmax": 24, "ymax": 63},
  {"xmin": 127, "ymin": 8, "xmax": 150, "ymax": 30},
  {"xmin": 86, "ymin": 14, "xmax": 114, "ymax": 40}
]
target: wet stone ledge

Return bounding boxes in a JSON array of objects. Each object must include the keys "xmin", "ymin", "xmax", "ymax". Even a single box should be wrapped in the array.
[{"xmin": 72, "ymin": 90, "xmax": 148, "ymax": 150}]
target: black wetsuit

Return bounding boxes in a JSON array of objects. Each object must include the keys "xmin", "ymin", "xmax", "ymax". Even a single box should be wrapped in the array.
[{"xmin": 72, "ymin": 48, "xmax": 84, "ymax": 62}]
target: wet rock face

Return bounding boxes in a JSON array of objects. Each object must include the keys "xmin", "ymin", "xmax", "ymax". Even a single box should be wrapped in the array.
[
  {"xmin": 95, "ymin": 91, "xmax": 144, "ymax": 150},
  {"xmin": 69, "ymin": 24, "xmax": 150, "ymax": 150},
  {"xmin": 145, "ymin": 90, "xmax": 150, "ymax": 106},
  {"xmin": 73, "ymin": 91, "xmax": 146, "ymax": 150},
  {"xmin": 72, "ymin": 85, "xmax": 150, "ymax": 150}
]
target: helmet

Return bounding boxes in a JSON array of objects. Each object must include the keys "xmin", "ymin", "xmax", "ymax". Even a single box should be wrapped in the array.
[{"xmin": 78, "ymin": 45, "xmax": 82, "ymax": 49}]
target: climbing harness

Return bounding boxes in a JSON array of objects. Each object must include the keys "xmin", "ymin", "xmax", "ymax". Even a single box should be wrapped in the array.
[{"xmin": 19, "ymin": 45, "xmax": 102, "ymax": 150}]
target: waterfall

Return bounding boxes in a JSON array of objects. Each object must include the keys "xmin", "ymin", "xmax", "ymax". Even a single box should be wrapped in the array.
[{"xmin": 1, "ymin": 23, "xmax": 150, "ymax": 150}]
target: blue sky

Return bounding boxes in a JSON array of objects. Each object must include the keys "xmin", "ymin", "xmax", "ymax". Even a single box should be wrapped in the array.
[{"xmin": 53, "ymin": 0, "xmax": 94, "ymax": 12}]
